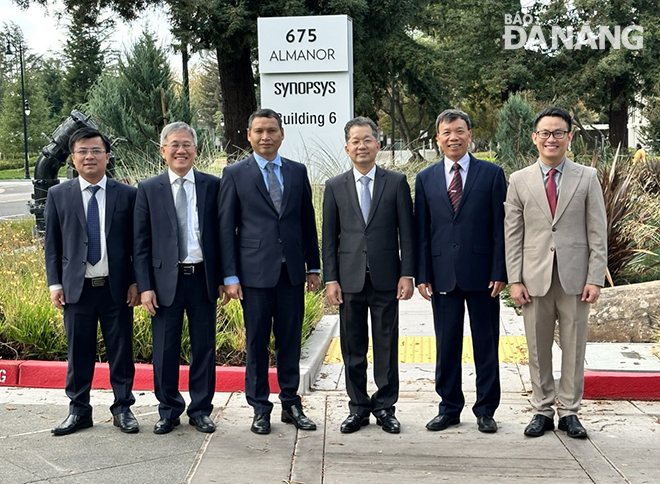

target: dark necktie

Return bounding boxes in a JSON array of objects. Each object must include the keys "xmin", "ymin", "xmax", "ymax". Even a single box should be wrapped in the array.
[
  {"xmin": 448, "ymin": 162, "xmax": 462, "ymax": 212},
  {"xmin": 266, "ymin": 162, "xmax": 283, "ymax": 213},
  {"xmin": 547, "ymin": 168, "xmax": 558, "ymax": 217},
  {"xmin": 175, "ymin": 177, "xmax": 188, "ymax": 262},
  {"xmin": 359, "ymin": 176, "xmax": 371, "ymax": 223},
  {"xmin": 86, "ymin": 185, "xmax": 101, "ymax": 266}
]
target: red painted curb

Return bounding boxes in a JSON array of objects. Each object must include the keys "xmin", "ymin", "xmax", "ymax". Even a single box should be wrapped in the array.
[
  {"xmin": 584, "ymin": 371, "xmax": 660, "ymax": 400},
  {"xmin": 6, "ymin": 360, "xmax": 280, "ymax": 393}
]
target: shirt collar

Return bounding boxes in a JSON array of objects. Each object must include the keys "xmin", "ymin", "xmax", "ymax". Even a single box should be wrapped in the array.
[
  {"xmin": 353, "ymin": 164, "xmax": 377, "ymax": 183},
  {"xmin": 168, "ymin": 168, "xmax": 195, "ymax": 185},
  {"xmin": 443, "ymin": 152, "xmax": 470, "ymax": 172},
  {"xmin": 79, "ymin": 175, "xmax": 107, "ymax": 191},
  {"xmin": 254, "ymin": 152, "xmax": 282, "ymax": 169},
  {"xmin": 539, "ymin": 158, "xmax": 566, "ymax": 175}
]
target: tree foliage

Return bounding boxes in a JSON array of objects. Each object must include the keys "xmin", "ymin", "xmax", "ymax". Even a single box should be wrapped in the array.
[{"xmin": 495, "ymin": 93, "xmax": 536, "ymax": 177}]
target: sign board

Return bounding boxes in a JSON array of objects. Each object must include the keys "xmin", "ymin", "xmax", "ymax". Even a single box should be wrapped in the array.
[{"xmin": 258, "ymin": 15, "xmax": 353, "ymax": 180}]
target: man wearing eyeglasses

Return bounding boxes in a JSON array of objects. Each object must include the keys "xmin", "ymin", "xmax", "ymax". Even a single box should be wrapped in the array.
[
  {"xmin": 45, "ymin": 127, "xmax": 139, "ymax": 435},
  {"xmin": 504, "ymin": 107, "xmax": 607, "ymax": 439},
  {"xmin": 134, "ymin": 122, "xmax": 225, "ymax": 435}
]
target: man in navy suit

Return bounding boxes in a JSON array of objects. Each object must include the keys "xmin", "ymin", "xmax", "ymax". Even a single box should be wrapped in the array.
[
  {"xmin": 220, "ymin": 108, "xmax": 321, "ymax": 435},
  {"xmin": 415, "ymin": 109, "xmax": 507, "ymax": 434},
  {"xmin": 134, "ymin": 122, "xmax": 224, "ymax": 435},
  {"xmin": 45, "ymin": 127, "xmax": 139, "ymax": 435}
]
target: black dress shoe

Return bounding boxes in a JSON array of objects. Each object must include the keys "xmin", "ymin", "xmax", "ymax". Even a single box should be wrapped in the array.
[
  {"xmin": 374, "ymin": 409, "xmax": 401, "ymax": 434},
  {"xmin": 251, "ymin": 414, "xmax": 271, "ymax": 434},
  {"xmin": 281, "ymin": 404, "xmax": 317, "ymax": 431},
  {"xmin": 52, "ymin": 414, "xmax": 93, "ymax": 436},
  {"xmin": 477, "ymin": 415, "xmax": 498, "ymax": 433},
  {"xmin": 153, "ymin": 417, "xmax": 180, "ymax": 435},
  {"xmin": 340, "ymin": 414, "xmax": 369, "ymax": 433},
  {"xmin": 189, "ymin": 415, "xmax": 216, "ymax": 433},
  {"xmin": 113, "ymin": 410, "xmax": 139, "ymax": 433},
  {"xmin": 524, "ymin": 414, "xmax": 554, "ymax": 437},
  {"xmin": 426, "ymin": 414, "xmax": 460, "ymax": 431},
  {"xmin": 558, "ymin": 415, "xmax": 588, "ymax": 439}
]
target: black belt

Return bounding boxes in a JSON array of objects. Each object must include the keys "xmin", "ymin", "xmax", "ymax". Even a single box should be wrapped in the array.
[
  {"xmin": 179, "ymin": 263, "xmax": 203, "ymax": 275},
  {"xmin": 85, "ymin": 276, "xmax": 108, "ymax": 287}
]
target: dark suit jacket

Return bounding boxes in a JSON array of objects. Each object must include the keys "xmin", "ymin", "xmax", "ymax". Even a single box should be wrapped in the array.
[
  {"xmin": 415, "ymin": 154, "xmax": 507, "ymax": 292},
  {"xmin": 322, "ymin": 166, "xmax": 415, "ymax": 293},
  {"xmin": 133, "ymin": 170, "xmax": 221, "ymax": 306},
  {"xmin": 219, "ymin": 155, "xmax": 320, "ymax": 288},
  {"xmin": 44, "ymin": 177, "xmax": 137, "ymax": 305}
]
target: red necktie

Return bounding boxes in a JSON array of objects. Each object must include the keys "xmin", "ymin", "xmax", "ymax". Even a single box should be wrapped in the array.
[
  {"xmin": 547, "ymin": 168, "xmax": 557, "ymax": 217},
  {"xmin": 448, "ymin": 163, "xmax": 462, "ymax": 212}
]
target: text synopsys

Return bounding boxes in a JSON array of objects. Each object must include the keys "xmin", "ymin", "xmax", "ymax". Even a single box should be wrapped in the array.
[{"xmin": 274, "ymin": 80, "xmax": 336, "ymax": 98}]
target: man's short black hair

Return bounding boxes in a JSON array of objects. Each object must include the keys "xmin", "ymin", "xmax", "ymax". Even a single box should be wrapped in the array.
[
  {"xmin": 68, "ymin": 127, "xmax": 111, "ymax": 153},
  {"xmin": 248, "ymin": 108, "xmax": 283, "ymax": 129},
  {"xmin": 436, "ymin": 109, "xmax": 472, "ymax": 133},
  {"xmin": 534, "ymin": 107, "xmax": 572, "ymax": 132}
]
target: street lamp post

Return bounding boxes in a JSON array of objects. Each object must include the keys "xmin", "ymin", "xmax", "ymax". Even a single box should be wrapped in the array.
[{"xmin": 6, "ymin": 38, "xmax": 31, "ymax": 179}]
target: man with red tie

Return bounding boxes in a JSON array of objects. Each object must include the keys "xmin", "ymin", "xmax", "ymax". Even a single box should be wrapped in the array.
[{"xmin": 415, "ymin": 109, "xmax": 507, "ymax": 434}]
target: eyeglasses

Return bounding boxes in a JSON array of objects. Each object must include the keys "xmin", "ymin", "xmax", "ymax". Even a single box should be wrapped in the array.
[
  {"xmin": 163, "ymin": 143, "xmax": 195, "ymax": 150},
  {"xmin": 535, "ymin": 130, "xmax": 570, "ymax": 140},
  {"xmin": 73, "ymin": 149, "xmax": 106, "ymax": 156}
]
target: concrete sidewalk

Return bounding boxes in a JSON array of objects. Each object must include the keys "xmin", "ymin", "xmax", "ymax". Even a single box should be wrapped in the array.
[{"xmin": 2, "ymin": 293, "xmax": 660, "ymax": 483}]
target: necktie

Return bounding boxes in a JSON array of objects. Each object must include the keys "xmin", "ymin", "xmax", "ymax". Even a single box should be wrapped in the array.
[
  {"xmin": 359, "ymin": 176, "xmax": 371, "ymax": 223},
  {"xmin": 86, "ymin": 185, "xmax": 101, "ymax": 266},
  {"xmin": 175, "ymin": 177, "xmax": 188, "ymax": 262},
  {"xmin": 547, "ymin": 168, "xmax": 557, "ymax": 217},
  {"xmin": 448, "ymin": 163, "xmax": 462, "ymax": 212},
  {"xmin": 266, "ymin": 162, "xmax": 283, "ymax": 213}
]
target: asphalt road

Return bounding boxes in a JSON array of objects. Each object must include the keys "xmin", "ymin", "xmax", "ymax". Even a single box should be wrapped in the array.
[{"xmin": 0, "ymin": 180, "xmax": 36, "ymax": 220}]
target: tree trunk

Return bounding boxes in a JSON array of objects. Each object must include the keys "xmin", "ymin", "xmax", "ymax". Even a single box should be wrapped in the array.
[
  {"xmin": 608, "ymin": 79, "xmax": 628, "ymax": 150},
  {"xmin": 217, "ymin": 46, "xmax": 256, "ymax": 162}
]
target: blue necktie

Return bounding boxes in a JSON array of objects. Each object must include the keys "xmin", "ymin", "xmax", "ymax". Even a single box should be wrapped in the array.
[
  {"xmin": 266, "ymin": 162, "xmax": 283, "ymax": 213},
  {"xmin": 86, "ymin": 185, "xmax": 101, "ymax": 266},
  {"xmin": 359, "ymin": 176, "xmax": 371, "ymax": 223}
]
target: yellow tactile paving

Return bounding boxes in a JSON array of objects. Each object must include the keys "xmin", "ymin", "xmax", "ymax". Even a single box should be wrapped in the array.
[{"xmin": 323, "ymin": 336, "xmax": 529, "ymax": 364}]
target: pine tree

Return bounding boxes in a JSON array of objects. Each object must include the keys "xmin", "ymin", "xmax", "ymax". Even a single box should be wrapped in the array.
[{"xmin": 495, "ymin": 93, "xmax": 537, "ymax": 177}]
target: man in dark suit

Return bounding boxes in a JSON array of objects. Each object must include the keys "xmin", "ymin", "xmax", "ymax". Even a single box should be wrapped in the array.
[
  {"xmin": 219, "ymin": 108, "xmax": 320, "ymax": 435},
  {"xmin": 415, "ymin": 109, "xmax": 507, "ymax": 434},
  {"xmin": 322, "ymin": 116, "xmax": 414, "ymax": 434},
  {"xmin": 45, "ymin": 127, "xmax": 139, "ymax": 435},
  {"xmin": 134, "ymin": 122, "xmax": 224, "ymax": 435}
]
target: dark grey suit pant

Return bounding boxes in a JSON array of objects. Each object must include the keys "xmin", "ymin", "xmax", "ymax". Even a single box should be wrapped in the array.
[
  {"xmin": 340, "ymin": 274, "xmax": 399, "ymax": 416},
  {"xmin": 63, "ymin": 279, "xmax": 135, "ymax": 417}
]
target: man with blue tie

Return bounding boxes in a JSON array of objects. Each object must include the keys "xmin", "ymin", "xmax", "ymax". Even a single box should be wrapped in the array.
[
  {"xmin": 134, "ymin": 122, "xmax": 224, "ymax": 435},
  {"xmin": 219, "ymin": 108, "xmax": 321, "ymax": 435},
  {"xmin": 45, "ymin": 127, "xmax": 139, "ymax": 435},
  {"xmin": 415, "ymin": 109, "xmax": 507, "ymax": 434}
]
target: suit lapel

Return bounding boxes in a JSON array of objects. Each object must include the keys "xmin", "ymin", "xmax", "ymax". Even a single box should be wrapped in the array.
[
  {"xmin": 368, "ymin": 166, "xmax": 387, "ymax": 225},
  {"xmin": 105, "ymin": 178, "xmax": 117, "ymax": 236},
  {"xmin": 159, "ymin": 171, "xmax": 178, "ymax": 233},
  {"xmin": 344, "ymin": 169, "xmax": 365, "ymax": 226},
  {"xmin": 69, "ymin": 178, "xmax": 86, "ymax": 230},
  {"xmin": 280, "ymin": 159, "xmax": 292, "ymax": 217},
  {"xmin": 554, "ymin": 159, "xmax": 582, "ymax": 222},
  {"xmin": 434, "ymin": 160, "xmax": 454, "ymax": 215},
  {"xmin": 194, "ymin": 170, "xmax": 207, "ymax": 235},
  {"xmin": 247, "ymin": 155, "xmax": 279, "ymax": 214},
  {"xmin": 456, "ymin": 155, "xmax": 480, "ymax": 217},
  {"xmin": 524, "ymin": 160, "xmax": 553, "ymax": 223}
]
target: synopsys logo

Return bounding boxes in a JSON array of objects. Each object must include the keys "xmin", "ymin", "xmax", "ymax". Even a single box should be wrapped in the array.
[{"xmin": 274, "ymin": 80, "xmax": 336, "ymax": 98}]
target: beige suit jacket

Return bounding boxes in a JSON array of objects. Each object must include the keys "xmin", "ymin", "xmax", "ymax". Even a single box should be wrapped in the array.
[{"xmin": 504, "ymin": 158, "xmax": 607, "ymax": 297}]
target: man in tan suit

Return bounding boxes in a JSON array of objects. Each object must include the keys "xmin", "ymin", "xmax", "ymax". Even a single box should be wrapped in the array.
[{"xmin": 504, "ymin": 107, "xmax": 607, "ymax": 439}]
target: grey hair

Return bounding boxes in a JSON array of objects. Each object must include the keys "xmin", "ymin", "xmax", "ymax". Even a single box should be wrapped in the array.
[
  {"xmin": 344, "ymin": 116, "xmax": 379, "ymax": 141},
  {"xmin": 435, "ymin": 109, "xmax": 471, "ymax": 132},
  {"xmin": 160, "ymin": 122, "xmax": 198, "ymax": 146}
]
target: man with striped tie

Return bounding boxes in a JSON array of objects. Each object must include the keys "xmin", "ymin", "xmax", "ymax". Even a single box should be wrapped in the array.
[
  {"xmin": 415, "ymin": 109, "xmax": 507, "ymax": 434},
  {"xmin": 45, "ymin": 127, "xmax": 139, "ymax": 435}
]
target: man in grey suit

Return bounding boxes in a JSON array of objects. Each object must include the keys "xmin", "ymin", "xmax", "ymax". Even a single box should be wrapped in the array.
[
  {"xmin": 505, "ymin": 107, "xmax": 607, "ymax": 439},
  {"xmin": 323, "ymin": 116, "xmax": 415, "ymax": 434},
  {"xmin": 45, "ymin": 127, "xmax": 139, "ymax": 435}
]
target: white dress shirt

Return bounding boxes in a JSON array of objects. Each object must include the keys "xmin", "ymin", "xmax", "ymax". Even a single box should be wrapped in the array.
[{"xmin": 168, "ymin": 168, "xmax": 203, "ymax": 263}]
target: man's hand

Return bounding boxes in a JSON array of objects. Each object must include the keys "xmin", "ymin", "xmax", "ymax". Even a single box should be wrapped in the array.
[
  {"xmin": 489, "ymin": 281, "xmax": 506, "ymax": 298},
  {"xmin": 510, "ymin": 283, "xmax": 531, "ymax": 306},
  {"xmin": 50, "ymin": 289, "xmax": 66, "ymax": 310},
  {"xmin": 306, "ymin": 273, "xmax": 321, "ymax": 292},
  {"xmin": 397, "ymin": 278, "xmax": 414, "ymax": 300},
  {"xmin": 226, "ymin": 282, "xmax": 243, "ymax": 300},
  {"xmin": 325, "ymin": 281, "xmax": 343, "ymax": 306},
  {"xmin": 417, "ymin": 283, "xmax": 433, "ymax": 301},
  {"xmin": 126, "ymin": 284, "xmax": 139, "ymax": 307},
  {"xmin": 141, "ymin": 290, "xmax": 159, "ymax": 316},
  {"xmin": 582, "ymin": 283, "xmax": 601, "ymax": 304},
  {"xmin": 218, "ymin": 285, "xmax": 230, "ymax": 306}
]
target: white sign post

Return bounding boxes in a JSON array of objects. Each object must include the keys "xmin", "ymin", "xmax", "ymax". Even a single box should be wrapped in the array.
[{"xmin": 258, "ymin": 15, "xmax": 353, "ymax": 180}]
